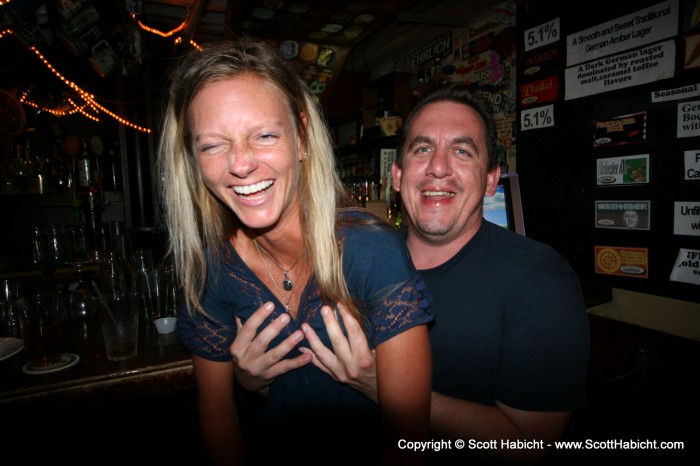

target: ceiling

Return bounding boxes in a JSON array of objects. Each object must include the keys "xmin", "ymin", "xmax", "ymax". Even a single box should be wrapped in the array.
[{"xmin": 0, "ymin": 0, "xmax": 506, "ymax": 126}]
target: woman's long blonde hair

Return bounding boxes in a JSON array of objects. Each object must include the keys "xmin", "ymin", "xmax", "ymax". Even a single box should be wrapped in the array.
[{"xmin": 157, "ymin": 38, "xmax": 360, "ymax": 318}]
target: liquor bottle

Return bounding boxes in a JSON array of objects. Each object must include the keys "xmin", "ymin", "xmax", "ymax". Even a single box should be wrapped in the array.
[
  {"xmin": 75, "ymin": 139, "xmax": 104, "ymax": 262},
  {"xmin": 388, "ymin": 190, "xmax": 403, "ymax": 230}
]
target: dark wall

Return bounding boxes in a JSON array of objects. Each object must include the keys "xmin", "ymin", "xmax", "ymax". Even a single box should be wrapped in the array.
[{"xmin": 517, "ymin": 0, "xmax": 700, "ymax": 303}]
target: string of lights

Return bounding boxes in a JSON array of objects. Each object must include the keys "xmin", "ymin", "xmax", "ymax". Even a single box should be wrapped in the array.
[{"xmin": 0, "ymin": 0, "xmax": 205, "ymax": 133}]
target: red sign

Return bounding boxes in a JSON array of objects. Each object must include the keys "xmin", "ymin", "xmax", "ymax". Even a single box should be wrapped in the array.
[
  {"xmin": 594, "ymin": 246, "xmax": 649, "ymax": 279},
  {"xmin": 519, "ymin": 76, "xmax": 558, "ymax": 107}
]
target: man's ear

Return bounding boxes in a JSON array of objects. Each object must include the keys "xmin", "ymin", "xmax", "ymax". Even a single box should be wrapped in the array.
[
  {"xmin": 484, "ymin": 165, "xmax": 502, "ymax": 197},
  {"xmin": 391, "ymin": 161, "xmax": 401, "ymax": 192}
]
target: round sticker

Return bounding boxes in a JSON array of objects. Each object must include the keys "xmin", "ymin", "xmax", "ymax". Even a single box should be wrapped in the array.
[
  {"xmin": 317, "ymin": 48, "xmax": 336, "ymax": 67},
  {"xmin": 354, "ymin": 14, "xmax": 375, "ymax": 25},
  {"xmin": 300, "ymin": 43, "xmax": 319, "ymax": 61},
  {"xmin": 280, "ymin": 40, "xmax": 299, "ymax": 59},
  {"xmin": 321, "ymin": 23, "xmax": 343, "ymax": 33},
  {"xmin": 310, "ymin": 80, "xmax": 327, "ymax": 94}
]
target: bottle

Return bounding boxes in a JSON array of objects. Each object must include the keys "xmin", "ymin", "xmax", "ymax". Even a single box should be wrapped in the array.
[
  {"xmin": 375, "ymin": 97, "xmax": 384, "ymax": 127},
  {"xmin": 75, "ymin": 139, "xmax": 104, "ymax": 262},
  {"xmin": 30, "ymin": 224, "xmax": 48, "ymax": 266},
  {"xmin": 388, "ymin": 190, "xmax": 403, "ymax": 230},
  {"xmin": 102, "ymin": 148, "xmax": 122, "ymax": 191}
]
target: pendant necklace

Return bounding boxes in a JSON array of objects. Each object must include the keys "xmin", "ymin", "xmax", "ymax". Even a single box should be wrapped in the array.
[{"xmin": 253, "ymin": 239, "xmax": 303, "ymax": 312}]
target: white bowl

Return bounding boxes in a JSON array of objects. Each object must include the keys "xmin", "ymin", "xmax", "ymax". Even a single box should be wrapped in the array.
[{"xmin": 153, "ymin": 317, "xmax": 177, "ymax": 334}]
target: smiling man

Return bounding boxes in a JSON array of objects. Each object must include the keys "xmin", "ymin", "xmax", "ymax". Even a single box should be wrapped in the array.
[{"xmin": 232, "ymin": 83, "xmax": 591, "ymax": 465}]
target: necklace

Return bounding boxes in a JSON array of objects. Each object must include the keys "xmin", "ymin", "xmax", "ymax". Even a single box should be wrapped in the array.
[{"xmin": 253, "ymin": 238, "xmax": 303, "ymax": 290}]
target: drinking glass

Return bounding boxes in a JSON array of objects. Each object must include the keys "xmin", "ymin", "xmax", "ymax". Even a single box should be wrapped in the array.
[
  {"xmin": 18, "ymin": 288, "xmax": 68, "ymax": 368},
  {"xmin": 99, "ymin": 291, "xmax": 139, "ymax": 362},
  {"xmin": 68, "ymin": 266, "xmax": 100, "ymax": 357}
]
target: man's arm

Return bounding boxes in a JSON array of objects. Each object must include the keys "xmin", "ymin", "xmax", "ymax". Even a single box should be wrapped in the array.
[
  {"xmin": 303, "ymin": 306, "xmax": 575, "ymax": 464},
  {"xmin": 431, "ymin": 391, "xmax": 572, "ymax": 463}
]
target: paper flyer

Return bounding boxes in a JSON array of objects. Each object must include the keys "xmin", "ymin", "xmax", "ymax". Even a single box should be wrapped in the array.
[
  {"xmin": 673, "ymin": 201, "xmax": 700, "ymax": 236},
  {"xmin": 669, "ymin": 248, "xmax": 700, "ymax": 285},
  {"xmin": 685, "ymin": 149, "xmax": 700, "ymax": 180}
]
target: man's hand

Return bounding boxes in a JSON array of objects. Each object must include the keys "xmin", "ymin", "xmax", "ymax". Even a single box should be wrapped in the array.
[
  {"xmin": 300, "ymin": 302, "xmax": 378, "ymax": 402},
  {"xmin": 231, "ymin": 301, "xmax": 311, "ymax": 393}
]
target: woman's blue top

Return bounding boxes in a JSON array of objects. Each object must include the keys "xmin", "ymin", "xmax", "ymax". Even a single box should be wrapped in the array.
[{"xmin": 177, "ymin": 211, "xmax": 434, "ymax": 461}]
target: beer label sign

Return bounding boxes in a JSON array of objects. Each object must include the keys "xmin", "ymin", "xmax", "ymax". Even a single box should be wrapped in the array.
[
  {"xmin": 594, "ymin": 112, "xmax": 647, "ymax": 147},
  {"xmin": 595, "ymin": 200, "xmax": 650, "ymax": 230},
  {"xmin": 595, "ymin": 246, "xmax": 649, "ymax": 278},
  {"xmin": 596, "ymin": 154, "xmax": 650, "ymax": 185}
]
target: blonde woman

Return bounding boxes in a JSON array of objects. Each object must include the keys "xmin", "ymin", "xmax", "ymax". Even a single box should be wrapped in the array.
[{"xmin": 157, "ymin": 39, "xmax": 433, "ymax": 465}]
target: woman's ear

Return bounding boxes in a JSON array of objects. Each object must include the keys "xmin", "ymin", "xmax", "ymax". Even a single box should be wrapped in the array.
[{"xmin": 298, "ymin": 112, "xmax": 308, "ymax": 161}]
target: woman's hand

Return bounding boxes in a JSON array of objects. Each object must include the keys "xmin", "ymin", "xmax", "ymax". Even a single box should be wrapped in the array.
[
  {"xmin": 300, "ymin": 302, "xmax": 378, "ymax": 402},
  {"xmin": 231, "ymin": 301, "xmax": 311, "ymax": 393}
]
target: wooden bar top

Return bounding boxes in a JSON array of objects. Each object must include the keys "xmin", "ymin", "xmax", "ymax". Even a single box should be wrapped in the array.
[{"xmin": 0, "ymin": 324, "xmax": 195, "ymax": 414}]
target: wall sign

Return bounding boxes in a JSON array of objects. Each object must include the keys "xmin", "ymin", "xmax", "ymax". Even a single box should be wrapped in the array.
[
  {"xmin": 566, "ymin": 0, "xmax": 678, "ymax": 67},
  {"xmin": 674, "ymin": 201, "xmax": 700, "ymax": 236},
  {"xmin": 565, "ymin": 40, "xmax": 676, "ymax": 100},
  {"xmin": 520, "ymin": 104, "xmax": 555, "ymax": 131},
  {"xmin": 524, "ymin": 17, "xmax": 560, "ymax": 52},
  {"xmin": 595, "ymin": 245, "xmax": 649, "ymax": 278},
  {"xmin": 669, "ymin": 248, "xmax": 700, "ymax": 285},
  {"xmin": 596, "ymin": 154, "xmax": 650, "ymax": 185},
  {"xmin": 593, "ymin": 111, "xmax": 647, "ymax": 147},
  {"xmin": 595, "ymin": 200, "xmax": 651, "ymax": 230},
  {"xmin": 677, "ymin": 99, "xmax": 700, "ymax": 137},
  {"xmin": 651, "ymin": 82, "xmax": 700, "ymax": 102},
  {"xmin": 684, "ymin": 149, "xmax": 700, "ymax": 179}
]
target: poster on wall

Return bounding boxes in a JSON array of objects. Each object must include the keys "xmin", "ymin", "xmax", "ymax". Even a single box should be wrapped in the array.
[
  {"xmin": 677, "ymin": 99, "xmax": 700, "ymax": 137},
  {"xmin": 521, "ymin": 43, "xmax": 561, "ymax": 79},
  {"xmin": 669, "ymin": 248, "xmax": 700, "ymax": 285},
  {"xmin": 684, "ymin": 149, "xmax": 700, "ymax": 179},
  {"xmin": 566, "ymin": 0, "xmax": 678, "ymax": 67},
  {"xmin": 650, "ymin": 82, "xmax": 700, "ymax": 102},
  {"xmin": 596, "ymin": 154, "xmax": 650, "ymax": 185},
  {"xmin": 595, "ymin": 200, "xmax": 651, "ymax": 230},
  {"xmin": 564, "ymin": 40, "xmax": 676, "ymax": 100},
  {"xmin": 595, "ymin": 245, "xmax": 649, "ymax": 278},
  {"xmin": 519, "ymin": 75, "xmax": 558, "ymax": 107},
  {"xmin": 593, "ymin": 111, "xmax": 647, "ymax": 147},
  {"xmin": 673, "ymin": 201, "xmax": 700, "ymax": 235}
]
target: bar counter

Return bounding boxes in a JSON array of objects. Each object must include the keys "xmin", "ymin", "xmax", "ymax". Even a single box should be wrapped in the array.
[{"xmin": 0, "ymin": 325, "xmax": 195, "ymax": 415}]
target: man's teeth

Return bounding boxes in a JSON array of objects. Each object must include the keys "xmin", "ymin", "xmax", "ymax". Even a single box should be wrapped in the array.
[
  {"xmin": 233, "ymin": 180, "xmax": 273, "ymax": 195},
  {"xmin": 423, "ymin": 191, "xmax": 454, "ymax": 198}
]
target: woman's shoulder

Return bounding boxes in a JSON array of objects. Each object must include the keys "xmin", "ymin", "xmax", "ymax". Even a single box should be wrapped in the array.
[{"xmin": 339, "ymin": 209, "xmax": 403, "ymax": 246}]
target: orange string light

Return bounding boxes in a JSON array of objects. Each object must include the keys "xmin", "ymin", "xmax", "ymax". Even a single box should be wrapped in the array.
[
  {"xmin": 0, "ymin": 28, "xmax": 152, "ymax": 133},
  {"xmin": 1, "ymin": 1, "xmax": 204, "ymax": 133}
]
